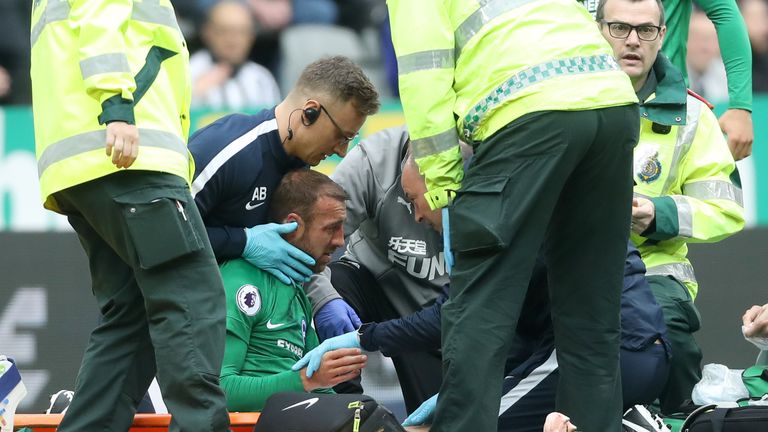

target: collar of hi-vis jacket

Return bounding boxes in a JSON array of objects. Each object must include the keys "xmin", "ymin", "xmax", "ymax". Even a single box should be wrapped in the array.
[{"xmin": 639, "ymin": 54, "xmax": 688, "ymax": 126}]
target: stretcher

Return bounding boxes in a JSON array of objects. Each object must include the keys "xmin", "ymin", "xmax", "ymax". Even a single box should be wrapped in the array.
[
  {"xmin": 12, "ymin": 413, "xmax": 434, "ymax": 431},
  {"xmin": 12, "ymin": 412, "xmax": 261, "ymax": 432}
]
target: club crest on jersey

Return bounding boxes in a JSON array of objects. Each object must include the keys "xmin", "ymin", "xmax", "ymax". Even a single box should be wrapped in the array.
[
  {"xmin": 634, "ymin": 146, "xmax": 662, "ymax": 184},
  {"xmin": 236, "ymin": 284, "xmax": 261, "ymax": 316}
]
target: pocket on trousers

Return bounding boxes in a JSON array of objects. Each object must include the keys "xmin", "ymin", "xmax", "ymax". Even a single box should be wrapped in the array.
[
  {"xmin": 451, "ymin": 175, "xmax": 510, "ymax": 254},
  {"xmin": 115, "ymin": 188, "xmax": 204, "ymax": 269},
  {"xmin": 668, "ymin": 276, "xmax": 702, "ymax": 333}
]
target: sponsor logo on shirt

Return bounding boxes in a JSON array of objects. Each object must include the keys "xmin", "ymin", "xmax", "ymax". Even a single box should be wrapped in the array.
[
  {"xmin": 277, "ymin": 339, "xmax": 304, "ymax": 358},
  {"xmin": 397, "ymin": 196, "xmax": 413, "ymax": 214},
  {"xmin": 245, "ymin": 186, "xmax": 268, "ymax": 210},
  {"xmin": 266, "ymin": 320, "xmax": 285, "ymax": 329},
  {"xmin": 387, "ymin": 236, "xmax": 446, "ymax": 280},
  {"xmin": 388, "ymin": 237, "xmax": 426, "ymax": 255}
]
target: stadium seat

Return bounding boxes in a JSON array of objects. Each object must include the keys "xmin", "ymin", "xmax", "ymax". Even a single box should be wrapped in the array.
[{"xmin": 278, "ymin": 24, "xmax": 389, "ymax": 96}]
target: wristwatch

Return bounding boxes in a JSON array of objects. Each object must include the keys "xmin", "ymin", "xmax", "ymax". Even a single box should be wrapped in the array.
[{"xmin": 357, "ymin": 322, "xmax": 374, "ymax": 338}]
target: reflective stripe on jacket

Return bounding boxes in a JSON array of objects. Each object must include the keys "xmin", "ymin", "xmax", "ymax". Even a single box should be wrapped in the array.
[
  {"xmin": 631, "ymin": 56, "xmax": 744, "ymax": 299},
  {"xmin": 387, "ymin": 0, "xmax": 638, "ymax": 209},
  {"xmin": 31, "ymin": 0, "xmax": 192, "ymax": 212}
]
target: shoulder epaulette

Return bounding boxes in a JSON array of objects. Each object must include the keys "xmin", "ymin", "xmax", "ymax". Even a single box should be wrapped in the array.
[{"xmin": 687, "ymin": 89, "xmax": 715, "ymax": 110}]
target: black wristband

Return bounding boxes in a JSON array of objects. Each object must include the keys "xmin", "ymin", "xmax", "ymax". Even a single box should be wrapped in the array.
[{"xmin": 98, "ymin": 94, "xmax": 135, "ymax": 125}]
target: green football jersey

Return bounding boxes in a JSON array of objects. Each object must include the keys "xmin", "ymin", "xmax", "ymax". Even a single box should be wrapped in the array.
[
  {"xmin": 661, "ymin": 0, "xmax": 752, "ymax": 111},
  {"xmin": 219, "ymin": 259, "xmax": 330, "ymax": 411}
]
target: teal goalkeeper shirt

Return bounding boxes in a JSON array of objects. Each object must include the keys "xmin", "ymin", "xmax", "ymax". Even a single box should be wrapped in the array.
[{"xmin": 219, "ymin": 259, "xmax": 332, "ymax": 411}]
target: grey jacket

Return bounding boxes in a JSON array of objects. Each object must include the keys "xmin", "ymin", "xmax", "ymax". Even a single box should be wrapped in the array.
[{"xmin": 304, "ymin": 126, "xmax": 448, "ymax": 316}]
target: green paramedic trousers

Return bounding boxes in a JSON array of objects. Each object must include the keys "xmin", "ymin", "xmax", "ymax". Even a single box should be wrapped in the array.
[
  {"xmin": 647, "ymin": 275, "xmax": 703, "ymax": 414},
  {"xmin": 54, "ymin": 170, "xmax": 230, "ymax": 432},
  {"xmin": 432, "ymin": 106, "xmax": 639, "ymax": 432}
]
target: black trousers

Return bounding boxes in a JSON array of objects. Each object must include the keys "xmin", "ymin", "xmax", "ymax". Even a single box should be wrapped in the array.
[
  {"xmin": 54, "ymin": 171, "xmax": 230, "ymax": 432},
  {"xmin": 432, "ymin": 106, "xmax": 639, "ymax": 432},
  {"xmin": 328, "ymin": 259, "xmax": 443, "ymax": 413}
]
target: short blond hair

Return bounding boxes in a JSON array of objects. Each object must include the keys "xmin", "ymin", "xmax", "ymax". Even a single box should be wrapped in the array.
[{"xmin": 295, "ymin": 56, "xmax": 380, "ymax": 116}]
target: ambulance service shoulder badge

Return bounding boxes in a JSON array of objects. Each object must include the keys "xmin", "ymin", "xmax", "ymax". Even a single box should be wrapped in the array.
[{"xmin": 637, "ymin": 151, "xmax": 662, "ymax": 184}]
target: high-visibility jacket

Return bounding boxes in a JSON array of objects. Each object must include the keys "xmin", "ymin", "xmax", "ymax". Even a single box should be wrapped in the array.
[
  {"xmin": 387, "ymin": 0, "xmax": 638, "ymax": 209},
  {"xmin": 631, "ymin": 55, "xmax": 744, "ymax": 299},
  {"xmin": 31, "ymin": 0, "xmax": 193, "ymax": 212}
]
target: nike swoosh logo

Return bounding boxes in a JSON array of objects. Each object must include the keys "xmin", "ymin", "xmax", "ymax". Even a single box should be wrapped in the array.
[
  {"xmin": 266, "ymin": 320, "xmax": 285, "ymax": 329},
  {"xmin": 245, "ymin": 201, "xmax": 265, "ymax": 211},
  {"xmin": 282, "ymin": 397, "xmax": 319, "ymax": 411}
]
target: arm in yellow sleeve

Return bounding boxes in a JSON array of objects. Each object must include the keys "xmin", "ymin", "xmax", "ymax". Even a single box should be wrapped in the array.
[
  {"xmin": 646, "ymin": 107, "xmax": 744, "ymax": 242},
  {"xmin": 70, "ymin": 0, "xmax": 136, "ymax": 124},
  {"xmin": 388, "ymin": 0, "xmax": 463, "ymax": 209}
]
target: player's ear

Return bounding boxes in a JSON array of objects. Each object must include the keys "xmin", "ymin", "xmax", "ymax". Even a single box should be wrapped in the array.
[
  {"xmin": 283, "ymin": 213, "xmax": 305, "ymax": 240},
  {"xmin": 658, "ymin": 25, "xmax": 667, "ymax": 45}
]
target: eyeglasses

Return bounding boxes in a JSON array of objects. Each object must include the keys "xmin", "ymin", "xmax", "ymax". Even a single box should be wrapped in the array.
[
  {"xmin": 319, "ymin": 105, "xmax": 359, "ymax": 145},
  {"xmin": 601, "ymin": 21, "xmax": 662, "ymax": 41}
]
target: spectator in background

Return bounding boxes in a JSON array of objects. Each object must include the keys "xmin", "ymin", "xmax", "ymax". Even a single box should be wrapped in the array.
[
  {"xmin": 740, "ymin": 0, "xmax": 768, "ymax": 93},
  {"xmin": 191, "ymin": 0, "xmax": 281, "ymax": 110},
  {"xmin": 335, "ymin": 0, "xmax": 385, "ymax": 32},
  {"xmin": 196, "ymin": 0, "xmax": 338, "ymax": 81},
  {"xmin": 293, "ymin": 0, "xmax": 338, "ymax": 25},
  {"xmin": 195, "ymin": 0, "xmax": 289, "ymax": 77},
  {"xmin": 687, "ymin": 9, "xmax": 728, "ymax": 103},
  {"xmin": 198, "ymin": 0, "xmax": 293, "ymax": 30}
]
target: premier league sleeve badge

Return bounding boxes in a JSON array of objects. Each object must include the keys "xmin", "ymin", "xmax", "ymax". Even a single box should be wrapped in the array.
[{"xmin": 236, "ymin": 284, "xmax": 261, "ymax": 316}]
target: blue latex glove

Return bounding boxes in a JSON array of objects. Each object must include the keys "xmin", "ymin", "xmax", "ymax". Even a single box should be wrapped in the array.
[
  {"xmin": 402, "ymin": 393, "xmax": 438, "ymax": 426},
  {"xmin": 292, "ymin": 330, "xmax": 360, "ymax": 377},
  {"xmin": 314, "ymin": 298, "xmax": 363, "ymax": 341},
  {"xmin": 243, "ymin": 222, "xmax": 315, "ymax": 285},
  {"xmin": 441, "ymin": 208, "xmax": 454, "ymax": 274}
]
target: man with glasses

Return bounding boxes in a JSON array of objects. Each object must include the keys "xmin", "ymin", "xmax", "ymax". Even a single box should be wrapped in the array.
[
  {"xmin": 581, "ymin": 0, "xmax": 755, "ymax": 162},
  {"xmin": 597, "ymin": 0, "xmax": 744, "ymax": 414},
  {"xmin": 189, "ymin": 56, "xmax": 379, "ymax": 287}
]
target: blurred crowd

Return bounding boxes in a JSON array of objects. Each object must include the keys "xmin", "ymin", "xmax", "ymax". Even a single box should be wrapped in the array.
[
  {"xmin": 1, "ymin": 0, "xmax": 393, "ymax": 106},
  {"xmin": 1, "ymin": 0, "xmax": 766, "ymax": 106}
]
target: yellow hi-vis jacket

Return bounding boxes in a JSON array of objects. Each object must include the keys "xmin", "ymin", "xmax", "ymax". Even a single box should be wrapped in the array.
[
  {"xmin": 387, "ymin": 0, "xmax": 638, "ymax": 209},
  {"xmin": 31, "ymin": 0, "xmax": 193, "ymax": 212},
  {"xmin": 631, "ymin": 55, "xmax": 744, "ymax": 299}
]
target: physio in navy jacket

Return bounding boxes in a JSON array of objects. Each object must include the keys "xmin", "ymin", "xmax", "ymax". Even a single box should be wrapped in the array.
[{"xmin": 189, "ymin": 56, "xmax": 379, "ymax": 285}]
